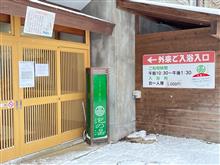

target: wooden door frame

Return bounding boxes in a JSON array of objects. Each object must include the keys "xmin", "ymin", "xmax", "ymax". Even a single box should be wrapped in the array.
[{"xmin": 0, "ymin": 15, "xmax": 90, "ymax": 163}]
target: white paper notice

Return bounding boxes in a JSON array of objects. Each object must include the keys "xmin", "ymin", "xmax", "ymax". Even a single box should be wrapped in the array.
[
  {"xmin": 24, "ymin": 6, "xmax": 55, "ymax": 37},
  {"xmin": 19, "ymin": 61, "xmax": 35, "ymax": 88},
  {"xmin": 35, "ymin": 64, "xmax": 49, "ymax": 77}
]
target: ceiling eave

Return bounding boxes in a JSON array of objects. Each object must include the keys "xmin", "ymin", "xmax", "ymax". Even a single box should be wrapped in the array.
[{"xmin": 117, "ymin": 0, "xmax": 220, "ymax": 26}]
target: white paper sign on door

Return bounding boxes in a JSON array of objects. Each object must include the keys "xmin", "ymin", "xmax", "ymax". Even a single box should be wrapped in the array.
[
  {"xmin": 35, "ymin": 64, "xmax": 49, "ymax": 77},
  {"xmin": 19, "ymin": 61, "xmax": 35, "ymax": 88},
  {"xmin": 24, "ymin": 6, "xmax": 55, "ymax": 37}
]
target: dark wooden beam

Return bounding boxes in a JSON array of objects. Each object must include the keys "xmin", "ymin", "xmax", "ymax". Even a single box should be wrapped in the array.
[
  {"xmin": 117, "ymin": 0, "xmax": 219, "ymax": 26},
  {"xmin": 136, "ymin": 27, "xmax": 212, "ymax": 43},
  {"xmin": 0, "ymin": 0, "xmax": 115, "ymax": 35},
  {"xmin": 54, "ymin": 25, "xmax": 85, "ymax": 36},
  {"xmin": 0, "ymin": 13, "xmax": 10, "ymax": 23},
  {"xmin": 20, "ymin": 17, "xmax": 85, "ymax": 36}
]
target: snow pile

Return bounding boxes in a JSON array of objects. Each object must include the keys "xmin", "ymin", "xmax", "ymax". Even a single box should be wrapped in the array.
[{"xmin": 126, "ymin": 130, "xmax": 157, "ymax": 144}]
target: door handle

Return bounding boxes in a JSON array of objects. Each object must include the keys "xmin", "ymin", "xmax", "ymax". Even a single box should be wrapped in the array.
[
  {"xmin": 16, "ymin": 101, "xmax": 19, "ymax": 109},
  {"xmin": 20, "ymin": 100, "xmax": 22, "ymax": 109}
]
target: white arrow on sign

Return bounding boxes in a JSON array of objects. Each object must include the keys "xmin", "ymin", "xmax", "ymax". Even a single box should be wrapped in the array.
[{"xmin": 147, "ymin": 57, "xmax": 157, "ymax": 63}]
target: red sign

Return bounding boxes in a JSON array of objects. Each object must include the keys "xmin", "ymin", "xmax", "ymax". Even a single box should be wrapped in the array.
[{"xmin": 143, "ymin": 51, "xmax": 215, "ymax": 65}]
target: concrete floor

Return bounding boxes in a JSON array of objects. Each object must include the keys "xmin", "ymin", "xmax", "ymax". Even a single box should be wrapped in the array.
[
  {"xmin": 22, "ymin": 143, "xmax": 102, "ymax": 165},
  {"xmin": 5, "ymin": 139, "xmax": 103, "ymax": 165},
  {"xmin": 5, "ymin": 135, "xmax": 220, "ymax": 165}
]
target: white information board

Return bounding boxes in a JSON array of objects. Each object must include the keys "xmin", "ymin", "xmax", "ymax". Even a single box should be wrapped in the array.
[
  {"xmin": 24, "ymin": 6, "xmax": 55, "ymax": 37},
  {"xmin": 19, "ymin": 61, "xmax": 35, "ymax": 88},
  {"xmin": 143, "ymin": 51, "xmax": 215, "ymax": 89},
  {"xmin": 35, "ymin": 64, "xmax": 49, "ymax": 77}
]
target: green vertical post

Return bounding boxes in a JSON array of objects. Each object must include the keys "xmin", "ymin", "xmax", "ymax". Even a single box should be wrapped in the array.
[
  {"xmin": 93, "ymin": 74, "xmax": 107, "ymax": 138},
  {"xmin": 86, "ymin": 68, "xmax": 108, "ymax": 144}
]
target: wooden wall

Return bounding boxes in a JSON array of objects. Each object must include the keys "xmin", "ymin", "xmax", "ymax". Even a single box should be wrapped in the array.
[{"xmin": 136, "ymin": 27, "xmax": 220, "ymax": 143}]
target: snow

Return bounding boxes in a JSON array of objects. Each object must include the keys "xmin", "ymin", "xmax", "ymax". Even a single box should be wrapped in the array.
[
  {"xmin": 127, "ymin": 130, "xmax": 147, "ymax": 139},
  {"xmin": 142, "ymin": 134, "xmax": 157, "ymax": 142},
  {"xmin": 70, "ymin": 135, "xmax": 220, "ymax": 165},
  {"xmin": 129, "ymin": 0, "xmax": 220, "ymax": 16},
  {"xmin": 29, "ymin": 0, "xmax": 112, "ymax": 23},
  {"xmin": 127, "ymin": 130, "xmax": 158, "ymax": 143},
  {"xmin": 10, "ymin": 134, "xmax": 220, "ymax": 165}
]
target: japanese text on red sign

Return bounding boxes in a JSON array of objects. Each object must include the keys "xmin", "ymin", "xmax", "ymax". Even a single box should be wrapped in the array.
[{"xmin": 143, "ymin": 51, "xmax": 215, "ymax": 65}]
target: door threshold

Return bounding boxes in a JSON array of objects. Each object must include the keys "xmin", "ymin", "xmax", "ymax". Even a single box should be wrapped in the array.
[{"xmin": 5, "ymin": 138, "xmax": 84, "ymax": 164}]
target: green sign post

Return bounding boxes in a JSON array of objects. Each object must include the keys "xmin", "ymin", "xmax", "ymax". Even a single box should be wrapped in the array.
[{"xmin": 86, "ymin": 68, "xmax": 108, "ymax": 144}]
